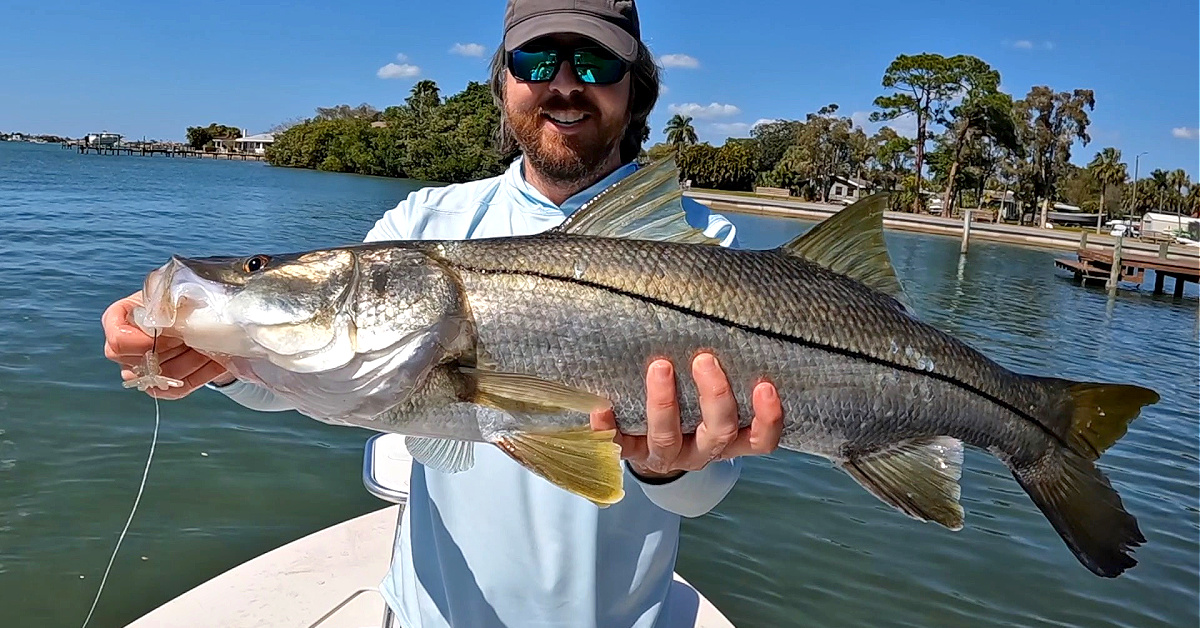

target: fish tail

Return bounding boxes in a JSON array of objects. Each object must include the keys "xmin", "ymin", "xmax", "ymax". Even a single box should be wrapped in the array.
[
  {"xmin": 1036, "ymin": 379, "xmax": 1159, "ymax": 460},
  {"xmin": 1010, "ymin": 447, "xmax": 1145, "ymax": 577}
]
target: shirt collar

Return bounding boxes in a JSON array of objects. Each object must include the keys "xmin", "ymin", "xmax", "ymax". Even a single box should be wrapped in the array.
[{"xmin": 503, "ymin": 156, "xmax": 639, "ymax": 218}]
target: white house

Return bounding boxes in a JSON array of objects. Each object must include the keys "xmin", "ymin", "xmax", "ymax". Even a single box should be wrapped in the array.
[
  {"xmin": 212, "ymin": 130, "xmax": 275, "ymax": 153},
  {"xmin": 828, "ymin": 175, "xmax": 871, "ymax": 204},
  {"xmin": 1141, "ymin": 211, "xmax": 1200, "ymax": 237},
  {"xmin": 235, "ymin": 132, "xmax": 275, "ymax": 154}
]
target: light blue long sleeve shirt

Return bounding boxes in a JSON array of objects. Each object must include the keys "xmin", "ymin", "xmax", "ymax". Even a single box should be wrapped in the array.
[{"xmin": 210, "ymin": 157, "xmax": 744, "ymax": 628}]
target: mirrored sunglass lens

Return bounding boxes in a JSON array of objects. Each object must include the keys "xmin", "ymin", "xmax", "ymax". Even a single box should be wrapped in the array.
[
  {"xmin": 512, "ymin": 50, "xmax": 559, "ymax": 81},
  {"xmin": 572, "ymin": 50, "xmax": 624, "ymax": 83}
]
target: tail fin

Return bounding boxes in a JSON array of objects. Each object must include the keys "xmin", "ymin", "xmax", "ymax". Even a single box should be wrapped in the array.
[
  {"xmin": 1039, "ymin": 380, "xmax": 1159, "ymax": 460},
  {"xmin": 1012, "ymin": 448, "xmax": 1145, "ymax": 577}
]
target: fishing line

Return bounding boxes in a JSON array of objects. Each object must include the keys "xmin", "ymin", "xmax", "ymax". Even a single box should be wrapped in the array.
[{"xmin": 80, "ymin": 332, "xmax": 163, "ymax": 628}]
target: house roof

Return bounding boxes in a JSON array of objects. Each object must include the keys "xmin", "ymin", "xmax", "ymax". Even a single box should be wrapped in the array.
[{"xmin": 236, "ymin": 133, "xmax": 275, "ymax": 143}]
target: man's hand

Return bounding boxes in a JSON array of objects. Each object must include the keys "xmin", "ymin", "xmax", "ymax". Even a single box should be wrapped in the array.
[
  {"xmin": 591, "ymin": 353, "xmax": 784, "ymax": 480},
  {"xmin": 102, "ymin": 291, "xmax": 230, "ymax": 399}
]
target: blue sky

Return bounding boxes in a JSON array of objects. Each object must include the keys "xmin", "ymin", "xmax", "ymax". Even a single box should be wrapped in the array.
[{"xmin": 2, "ymin": 0, "xmax": 1196, "ymax": 176}]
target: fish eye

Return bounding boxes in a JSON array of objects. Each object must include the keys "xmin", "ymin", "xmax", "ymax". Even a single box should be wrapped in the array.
[{"xmin": 244, "ymin": 255, "xmax": 270, "ymax": 273}]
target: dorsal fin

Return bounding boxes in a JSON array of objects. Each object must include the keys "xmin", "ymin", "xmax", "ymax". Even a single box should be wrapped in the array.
[
  {"xmin": 780, "ymin": 191, "xmax": 909, "ymax": 306},
  {"xmin": 554, "ymin": 157, "xmax": 718, "ymax": 245}
]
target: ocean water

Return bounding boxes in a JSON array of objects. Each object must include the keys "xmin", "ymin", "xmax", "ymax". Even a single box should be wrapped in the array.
[{"xmin": 0, "ymin": 141, "xmax": 1196, "ymax": 627}]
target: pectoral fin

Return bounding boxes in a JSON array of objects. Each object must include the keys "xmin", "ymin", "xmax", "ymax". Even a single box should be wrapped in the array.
[
  {"xmin": 462, "ymin": 367, "xmax": 612, "ymax": 414},
  {"xmin": 405, "ymin": 436, "xmax": 476, "ymax": 473},
  {"xmin": 489, "ymin": 427, "xmax": 625, "ymax": 507},
  {"xmin": 840, "ymin": 435, "xmax": 965, "ymax": 530}
]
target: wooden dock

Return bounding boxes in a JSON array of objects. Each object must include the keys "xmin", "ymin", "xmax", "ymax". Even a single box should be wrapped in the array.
[
  {"xmin": 1055, "ymin": 245, "xmax": 1200, "ymax": 297},
  {"xmin": 65, "ymin": 142, "xmax": 265, "ymax": 161}
]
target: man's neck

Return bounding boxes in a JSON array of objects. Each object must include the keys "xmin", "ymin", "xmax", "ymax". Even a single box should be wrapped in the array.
[{"xmin": 523, "ymin": 151, "xmax": 625, "ymax": 206}]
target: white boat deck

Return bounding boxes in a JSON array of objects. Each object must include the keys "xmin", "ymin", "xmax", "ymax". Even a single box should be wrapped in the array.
[{"xmin": 126, "ymin": 435, "xmax": 735, "ymax": 628}]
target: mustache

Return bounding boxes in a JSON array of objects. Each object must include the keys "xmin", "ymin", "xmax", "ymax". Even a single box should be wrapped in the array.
[{"xmin": 537, "ymin": 93, "xmax": 599, "ymax": 116}]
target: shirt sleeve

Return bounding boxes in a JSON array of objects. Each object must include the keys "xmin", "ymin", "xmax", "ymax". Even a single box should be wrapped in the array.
[
  {"xmin": 682, "ymin": 197, "xmax": 738, "ymax": 248},
  {"xmin": 206, "ymin": 192, "xmax": 424, "ymax": 407},
  {"xmin": 632, "ymin": 459, "xmax": 741, "ymax": 518}
]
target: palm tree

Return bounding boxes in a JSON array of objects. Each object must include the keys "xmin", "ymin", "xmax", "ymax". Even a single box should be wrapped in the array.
[
  {"xmin": 1167, "ymin": 169, "xmax": 1191, "ymax": 212},
  {"xmin": 406, "ymin": 80, "xmax": 442, "ymax": 118},
  {"xmin": 1087, "ymin": 147, "xmax": 1127, "ymax": 233},
  {"xmin": 664, "ymin": 114, "xmax": 698, "ymax": 150}
]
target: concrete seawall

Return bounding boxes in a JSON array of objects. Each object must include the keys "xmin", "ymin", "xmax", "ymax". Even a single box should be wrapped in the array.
[{"xmin": 687, "ymin": 190, "xmax": 1200, "ymax": 262}]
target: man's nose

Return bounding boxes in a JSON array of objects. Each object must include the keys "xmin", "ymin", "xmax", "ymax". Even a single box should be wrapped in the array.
[{"xmin": 547, "ymin": 59, "xmax": 583, "ymax": 96}]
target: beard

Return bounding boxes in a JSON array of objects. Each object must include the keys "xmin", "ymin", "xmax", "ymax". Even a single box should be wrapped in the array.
[{"xmin": 505, "ymin": 92, "xmax": 627, "ymax": 189}]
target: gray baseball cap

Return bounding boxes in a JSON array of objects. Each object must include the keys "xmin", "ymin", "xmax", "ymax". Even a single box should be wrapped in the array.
[{"xmin": 503, "ymin": 0, "xmax": 641, "ymax": 63}]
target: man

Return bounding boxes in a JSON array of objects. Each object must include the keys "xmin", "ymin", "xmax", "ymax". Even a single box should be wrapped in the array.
[{"xmin": 101, "ymin": 1, "xmax": 784, "ymax": 626}]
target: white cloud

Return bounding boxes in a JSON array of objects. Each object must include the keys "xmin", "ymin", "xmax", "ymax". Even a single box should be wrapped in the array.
[
  {"xmin": 1172, "ymin": 127, "xmax": 1199, "ymax": 140},
  {"xmin": 660, "ymin": 85, "xmax": 669, "ymax": 95},
  {"xmin": 450, "ymin": 42, "xmax": 485, "ymax": 57},
  {"xmin": 1009, "ymin": 39, "xmax": 1053, "ymax": 50},
  {"xmin": 378, "ymin": 63, "xmax": 421, "ymax": 79},
  {"xmin": 396, "ymin": 53, "xmax": 410, "ymax": 62},
  {"xmin": 668, "ymin": 102, "xmax": 741, "ymax": 119},
  {"xmin": 752, "ymin": 118, "xmax": 780, "ymax": 129},
  {"xmin": 660, "ymin": 54, "xmax": 700, "ymax": 69}
]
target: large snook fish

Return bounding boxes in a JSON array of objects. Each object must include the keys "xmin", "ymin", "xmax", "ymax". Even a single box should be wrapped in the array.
[{"xmin": 132, "ymin": 158, "xmax": 1157, "ymax": 578}]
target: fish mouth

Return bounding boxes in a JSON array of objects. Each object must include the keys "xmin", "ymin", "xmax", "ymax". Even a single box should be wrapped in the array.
[{"xmin": 133, "ymin": 256, "xmax": 231, "ymax": 335}]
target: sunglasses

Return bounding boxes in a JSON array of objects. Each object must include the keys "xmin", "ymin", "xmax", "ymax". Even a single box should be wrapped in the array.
[{"xmin": 507, "ymin": 44, "xmax": 629, "ymax": 85}]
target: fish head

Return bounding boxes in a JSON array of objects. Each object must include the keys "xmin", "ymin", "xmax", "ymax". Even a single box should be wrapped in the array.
[{"xmin": 134, "ymin": 245, "xmax": 471, "ymax": 380}]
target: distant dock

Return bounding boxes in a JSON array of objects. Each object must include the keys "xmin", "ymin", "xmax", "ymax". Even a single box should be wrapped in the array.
[
  {"xmin": 63, "ymin": 141, "xmax": 265, "ymax": 161},
  {"xmin": 1054, "ymin": 233, "xmax": 1199, "ymax": 297}
]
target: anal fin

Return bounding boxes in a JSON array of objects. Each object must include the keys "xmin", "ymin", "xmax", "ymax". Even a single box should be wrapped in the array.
[
  {"xmin": 405, "ymin": 436, "xmax": 476, "ymax": 474},
  {"xmin": 840, "ymin": 436, "xmax": 965, "ymax": 530},
  {"xmin": 489, "ymin": 427, "xmax": 625, "ymax": 507}
]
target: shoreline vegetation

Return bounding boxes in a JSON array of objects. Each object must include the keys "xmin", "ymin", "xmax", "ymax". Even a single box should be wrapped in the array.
[
  {"xmin": 10, "ymin": 53, "xmax": 1196, "ymax": 254},
  {"xmin": 254, "ymin": 54, "xmax": 1197, "ymax": 231}
]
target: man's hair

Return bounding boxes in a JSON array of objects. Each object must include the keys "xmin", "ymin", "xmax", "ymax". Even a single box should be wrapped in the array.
[{"xmin": 488, "ymin": 42, "xmax": 660, "ymax": 164}]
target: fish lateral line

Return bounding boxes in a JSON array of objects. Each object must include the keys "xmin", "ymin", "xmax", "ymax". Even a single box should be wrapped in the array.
[{"xmin": 448, "ymin": 261, "xmax": 1070, "ymax": 451}]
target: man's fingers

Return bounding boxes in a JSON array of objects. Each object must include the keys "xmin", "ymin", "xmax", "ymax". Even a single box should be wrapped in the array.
[
  {"xmin": 719, "ymin": 382, "xmax": 784, "ymax": 459},
  {"xmin": 643, "ymin": 359, "xmax": 683, "ymax": 471},
  {"xmin": 691, "ymin": 353, "xmax": 740, "ymax": 460},
  {"xmin": 159, "ymin": 350, "xmax": 216, "ymax": 382},
  {"xmin": 181, "ymin": 360, "xmax": 228, "ymax": 392}
]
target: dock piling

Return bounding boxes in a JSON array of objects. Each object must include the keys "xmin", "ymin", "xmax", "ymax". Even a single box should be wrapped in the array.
[
  {"xmin": 960, "ymin": 209, "xmax": 972, "ymax": 254},
  {"xmin": 1106, "ymin": 235, "xmax": 1124, "ymax": 293}
]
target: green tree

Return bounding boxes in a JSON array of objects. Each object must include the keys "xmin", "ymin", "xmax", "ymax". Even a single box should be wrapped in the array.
[
  {"xmin": 185, "ymin": 123, "xmax": 241, "ymax": 149},
  {"xmin": 664, "ymin": 114, "xmax": 698, "ymax": 149},
  {"xmin": 871, "ymin": 53, "xmax": 982, "ymax": 212},
  {"xmin": 314, "ymin": 103, "xmax": 382, "ymax": 121},
  {"xmin": 1014, "ymin": 86, "xmax": 1096, "ymax": 226},
  {"xmin": 865, "ymin": 127, "xmax": 914, "ymax": 195},
  {"xmin": 750, "ymin": 119, "xmax": 804, "ymax": 172},
  {"xmin": 406, "ymin": 80, "xmax": 443, "ymax": 119},
  {"xmin": 771, "ymin": 104, "xmax": 869, "ymax": 202},
  {"xmin": 1087, "ymin": 148, "xmax": 1127, "ymax": 232},
  {"xmin": 936, "ymin": 57, "xmax": 1021, "ymax": 216}
]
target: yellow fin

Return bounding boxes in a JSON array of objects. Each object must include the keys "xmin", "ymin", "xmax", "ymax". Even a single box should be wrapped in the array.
[
  {"xmin": 554, "ymin": 157, "xmax": 719, "ymax": 245},
  {"xmin": 841, "ymin": 435, "xmax": 965, "ymax": 530},
  {"xmin": 1062, "ymin": 383, "xmax": 1159, "ymax": 460},
  {"xmin": 491, "ymin": 427, "xmax": 626, "ymax": 506},
  {"xmin": 780, "ymin": 191, "xmax": 908, "ymax": 306},
  {"xmin": 462, "ymin": 367, "xmax": 612, "ymax": 414}
]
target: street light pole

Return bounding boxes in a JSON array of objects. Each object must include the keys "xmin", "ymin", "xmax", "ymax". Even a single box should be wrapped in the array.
[{"xmin": 1130, "ymin": 151, "xmax": 1147, "ymax": 217}]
